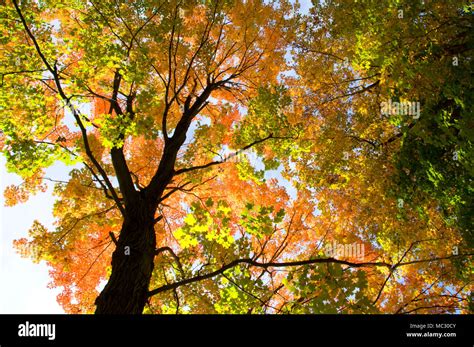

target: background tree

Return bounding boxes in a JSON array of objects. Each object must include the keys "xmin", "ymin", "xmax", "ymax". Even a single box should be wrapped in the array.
[
  {"xmin": 1, "ymin": 0, "xmax": 472, "ymax": 314},
  {"xmin": 291, "ymin": 0, "xmax": 473, "ymax": 312}
]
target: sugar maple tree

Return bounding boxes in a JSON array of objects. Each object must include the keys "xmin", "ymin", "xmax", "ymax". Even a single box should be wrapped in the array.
[{"xmin": 1, "ymin": 0, "xmax": 472, "ymax": 314}]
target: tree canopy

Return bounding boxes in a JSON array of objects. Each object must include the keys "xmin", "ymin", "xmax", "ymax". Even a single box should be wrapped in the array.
[{"xmin": 1, "ymin": 0, "xmax": 472, "ymax": 314}]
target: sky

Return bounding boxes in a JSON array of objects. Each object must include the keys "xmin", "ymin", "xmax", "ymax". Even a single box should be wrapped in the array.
[
  {"xmin": 0, "ymin": 0, "xmax": 313, "ymax": 314},
  {"xmin": 0, "ymin": 157, "xmax": 64, "ymax": 313}
]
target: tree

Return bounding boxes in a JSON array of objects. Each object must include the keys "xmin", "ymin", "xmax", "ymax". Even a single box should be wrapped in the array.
[
  {"xmin": 291, "ymin": 0, "xmax": 473, "ymax": 312},
  {"xmin": 1, "ymin": 0, "xmax": 472, "ymax": 314}
]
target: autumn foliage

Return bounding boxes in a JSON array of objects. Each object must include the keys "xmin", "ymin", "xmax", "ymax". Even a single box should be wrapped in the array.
[{"xmin": 1, "ymin": 0, "xmax": 472, "ymax": 314}]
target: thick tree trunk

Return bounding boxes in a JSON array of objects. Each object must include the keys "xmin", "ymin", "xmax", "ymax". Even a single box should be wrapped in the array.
[{"xmin": 95, "ymin": 198, "xmax": 156, "ymax": 314}]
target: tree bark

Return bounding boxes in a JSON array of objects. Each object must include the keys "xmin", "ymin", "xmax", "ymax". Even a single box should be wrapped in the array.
[{"xmin": 95, "ymin": 197, "xmax": 157, "ymax": 314}]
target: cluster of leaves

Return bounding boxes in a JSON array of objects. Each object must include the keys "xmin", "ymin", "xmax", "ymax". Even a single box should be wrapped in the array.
[{"xmin": 283, "ymin": 265, "xmax": 377, "ymax": 314}]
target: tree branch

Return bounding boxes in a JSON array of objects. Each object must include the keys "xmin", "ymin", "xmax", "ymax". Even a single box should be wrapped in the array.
[
  {"xmin": 148, "ymin": 253, "xmax": 473, "ymax": 298},
  {"xmin": 13, "ymin": 0, "xmax": 125, "ymax": 215},
  {"xmin": 155, "ymin": 246, "xmax": 184, "ymax": 276},
  {"xmin": 174, "ymin": 133, "xmax": 276, "ymax": 176}
]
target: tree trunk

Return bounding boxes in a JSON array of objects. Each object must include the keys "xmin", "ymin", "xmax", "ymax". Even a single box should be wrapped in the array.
[
  {"xmin": 95, "ymin": 198, "xmax": 156, "ymax": 314},
  {"xmin": 95, "ymin": 111, "xmax": 190, "ymax": 314}
]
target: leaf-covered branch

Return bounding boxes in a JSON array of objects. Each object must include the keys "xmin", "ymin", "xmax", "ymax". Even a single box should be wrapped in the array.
[
  {"xmin": 147, "ymin": 253, "xmax": 473, "ymax": 298},
  {"xmin": 12, "ymin": 0, "xmax": 125, "ymax": 215}
]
